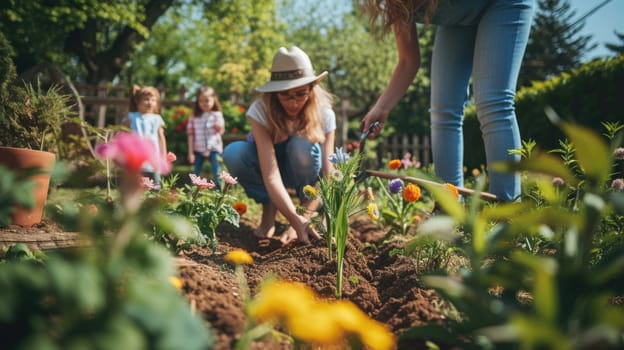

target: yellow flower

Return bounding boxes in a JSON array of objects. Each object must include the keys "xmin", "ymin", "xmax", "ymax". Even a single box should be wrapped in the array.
[
  {"xmin": 402, "ymin": 183, "xmax": 421, "ymax": 202},
  {"xmin": 444, "ymin": 183, "xmax": 460, "ymax": 200},
  {"xmin": 388, "ymin": 159, "xmax": 401, "ymax": 170},
  {"xmin": 331, "ymin": 300, "xmax": 369, "ymax": 332},
  {"xmin": 224, "ymin": 249, "xmax": 253, "ymax": 265},
  {"xmin": 367, "ymin": 203, "xmax": 380, "ymax": 221},
  {"xmin": 358, "ymin": 320, "xmax": 396, "ymax": 350},
  {"xmin": 248, "ymin": 281, "xmax": 316, "ymax": 324},
  {"xmin": 303, "ymin": 185, "xmax": 317, "ymax": 199},
  {"xmin": 232, "ymin": 201, "xmax": 247, "ymax": 216},
  {"xmin": 169, "ymin": 276, "xmax": 183, "ymax": 290},
  {"xmin": 287, "ymin": 303, "xmax": 343, "ymax": 345},
  {"xmin": 471, "ymin": 168, "xmax": 481, "ymax": 177}
]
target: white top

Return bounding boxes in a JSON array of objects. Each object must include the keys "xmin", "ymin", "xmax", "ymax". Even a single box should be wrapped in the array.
[{"xmin": 247, "ymin": 99, "xmax": 336, "ymax": 139}]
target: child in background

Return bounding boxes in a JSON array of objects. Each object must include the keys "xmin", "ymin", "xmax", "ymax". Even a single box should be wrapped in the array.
[
  {"xmin": 187, "ymin": 86, "xmax": 225, "ymax": 187},
  {"xmin": 123, "ymin": 85, "xmax": 168, "ymax": 188}
]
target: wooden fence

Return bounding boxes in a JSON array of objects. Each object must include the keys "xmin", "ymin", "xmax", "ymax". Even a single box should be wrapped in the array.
[
  {"xmin": 74, "ymin": 83, "xmax": 194, "ymax": 128},
  {"xmin": 71, "ymin": 83, "xmax": 430, "ymax": 165},
  {"xmin": 378, "ymin": 134, "xmax": 431, "ymax": 166}
]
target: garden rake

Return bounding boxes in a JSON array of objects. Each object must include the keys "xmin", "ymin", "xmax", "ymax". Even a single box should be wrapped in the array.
[{"xmin": 355, "ymin": 121, "xmax": 498, "ymax": 202}]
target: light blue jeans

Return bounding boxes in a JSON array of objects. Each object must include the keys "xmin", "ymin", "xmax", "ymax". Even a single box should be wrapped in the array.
[
  {"xmin": 222, "ymin": 136, "xmax": 322, "ymax": 204},
  {"xmin": 427, "ymin": 0, "xmax": 535, "ymax": 201},
  {"xmin": 193, "ymin": 151, "xmax": 221, "ymax": 188}
]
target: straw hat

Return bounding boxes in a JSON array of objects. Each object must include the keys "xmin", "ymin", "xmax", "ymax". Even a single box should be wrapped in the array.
[{"xmin": 255, "ymin": 46, "xmax": 328, "ymax": 93}]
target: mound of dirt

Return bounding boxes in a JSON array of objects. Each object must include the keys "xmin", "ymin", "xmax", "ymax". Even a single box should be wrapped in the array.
[{"xmin": 180, "ymin": 216, "xmax": 453, "ymax": 349}]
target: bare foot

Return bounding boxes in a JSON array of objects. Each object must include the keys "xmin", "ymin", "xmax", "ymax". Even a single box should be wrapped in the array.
[
  {"xmin": 253, "ymin": 224, "xmax": 275, "ymax": 239},
  {"xmin": 279, "ymin": 226, "xmax": 298, "ymax": 245},
  {"xmin": 254, "ymin": 202, "xmax": 277, "ymax": 239}
]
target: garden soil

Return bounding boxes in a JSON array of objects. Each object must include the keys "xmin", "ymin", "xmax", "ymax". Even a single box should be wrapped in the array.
[{"xmin": 1, "ymin": 216, "xmax": 455, "ymax": 350}]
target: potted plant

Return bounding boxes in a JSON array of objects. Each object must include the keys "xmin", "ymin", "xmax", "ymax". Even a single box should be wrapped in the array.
[{"xmin": 0, "ymin": 32, "xmax": 75, "ymax": 227}]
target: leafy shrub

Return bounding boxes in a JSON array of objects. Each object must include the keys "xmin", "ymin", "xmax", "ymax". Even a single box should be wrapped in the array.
[
  {"xmin": 162, "ymin": 105, "xmax": 191, "ymax": 159},
  {"xmin": 464, "ymin": 56, "xmax": 624, "ymax": 168},
  {"xmin": 403, "ymin": 117, "xmax": 624, "ymax": 349},
  {"xmin": 0, "ymin": 152, "xmax": 215, "ymax": 349}
]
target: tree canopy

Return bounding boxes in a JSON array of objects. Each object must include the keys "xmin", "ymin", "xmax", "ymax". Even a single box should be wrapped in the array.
[
  {"xmin": 519, "ymin": 0, "xmax": 596, "ymax": 87},
  {"xmin": 0, "ymin": 0, "xmax": 177, "ymax": 83}
]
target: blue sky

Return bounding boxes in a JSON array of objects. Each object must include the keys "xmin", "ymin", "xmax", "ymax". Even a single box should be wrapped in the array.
[{"xmin": 568, "ymin": 0, "xmax": 623, "ymax": 60}]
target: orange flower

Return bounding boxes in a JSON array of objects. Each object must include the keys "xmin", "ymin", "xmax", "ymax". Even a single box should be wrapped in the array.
[
  {"xmin": 444, "ymin": 183, "xmax": 460, "ymax": 200},
  {"xmin": 233, "ymin": 201, "xmax": 247, "ymax": 216},
  {"xmin": 402, "ymin": 183, "xmax": 421, "ymax": 202},
  {"xmin": 388, "ymin": 159, "xmax": 402, "ymax": 170},
  {"xmin": 412, "ymin": 215, "xmax": 422, "ymax": 224}
]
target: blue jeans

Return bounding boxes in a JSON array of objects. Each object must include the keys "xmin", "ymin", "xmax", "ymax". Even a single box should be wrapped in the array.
[
  {"xmin": 428, "ymin": 0, "xmax": 535, "ymax": 201},
  {"xmin": 193, "ymin": 151, "xmax": 221, "ymax": 187},
  {"xmin": 222, "ymin": 136, "xmax": 322, "ymax": 204}
]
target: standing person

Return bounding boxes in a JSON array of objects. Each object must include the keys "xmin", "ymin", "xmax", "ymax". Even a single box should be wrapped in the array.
[
  {"xmin": 187, "ymin": 86, "xmax": 225, "ymax": 188},
  {"xmin": 123, "ymin": 85, "xmax": 168, "ymax": 188},
  {"xmin": 360, "ymin": 0, "xmax": 535, "ymax": 202},
  {"xmin": 223, "ymin": 46, "xmax": 336, "ymax": 245}
]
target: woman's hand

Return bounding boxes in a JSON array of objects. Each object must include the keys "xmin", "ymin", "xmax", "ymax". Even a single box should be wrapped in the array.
[
  {"xmin": 280, "ymin": 215, "xmax": 321, "ymax": 245},
  {"xmin": 361, "ymin": 106, "xmax": 389, "ymax": 139}
]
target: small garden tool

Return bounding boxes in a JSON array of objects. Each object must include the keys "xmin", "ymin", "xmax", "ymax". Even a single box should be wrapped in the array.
[{"xmin": 355, "ymin": 121, "xmax": 380, "ymax": 183}]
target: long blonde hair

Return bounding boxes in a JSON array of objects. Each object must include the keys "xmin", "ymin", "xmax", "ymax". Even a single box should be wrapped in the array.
[
  {"xmin": 129, "ymin": 85, "xmax": 161, "ymax": 113},
  {"xmin": 358, "ymin": 0, "xmax": 438, "ymax": 36},
  {"xmin": 262, "ymin": 83, "xmax": 335, "ymax": 144}
]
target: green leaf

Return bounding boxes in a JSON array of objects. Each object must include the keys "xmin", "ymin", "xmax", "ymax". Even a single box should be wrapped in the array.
[
  {"xmin": 419, "ymin": 183, "xmax": 465, "ymax": 221},
  {"xmin": 546, "ymin": 107, "xmax": 611, "ymax": 184},
  {"xmin": 493, "ymin": 150, "xmax": 577, "ymax": 186}
]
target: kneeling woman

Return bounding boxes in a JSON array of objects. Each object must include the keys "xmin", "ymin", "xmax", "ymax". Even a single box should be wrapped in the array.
[{"xmin": 223, "ymin": 46, "xmax": 336, "ymax": 245}]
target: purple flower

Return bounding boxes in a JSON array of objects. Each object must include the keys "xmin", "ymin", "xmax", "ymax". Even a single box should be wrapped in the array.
[
  {"xmin": 612, "ymin": 178, "xmax": 624, "ymax": 192},
  {"xmin": 328, "ymin": 147, "xmax": 351, "ymax": 164},
  {"xmin": 388, "ymin": 178, "xmax": 404, "ymax": 194}
]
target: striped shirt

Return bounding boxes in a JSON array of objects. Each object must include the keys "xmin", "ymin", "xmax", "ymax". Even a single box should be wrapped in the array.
[{"xmin": 187, "ymin": 111, "xmax": 225, "ymax": 155}]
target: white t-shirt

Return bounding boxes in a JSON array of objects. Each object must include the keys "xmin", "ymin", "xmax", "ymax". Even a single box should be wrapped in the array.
[{"xmin": 246, "ymin": 99, "xmax": 336, "ymax": 139}]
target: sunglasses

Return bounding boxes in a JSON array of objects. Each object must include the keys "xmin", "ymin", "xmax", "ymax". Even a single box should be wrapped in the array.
[{"xmin": 277, "ymin": 89, "xmax": 310, "ymax": 102}]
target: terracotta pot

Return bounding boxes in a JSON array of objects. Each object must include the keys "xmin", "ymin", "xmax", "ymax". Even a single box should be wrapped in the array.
[{"xmin": 0, "ymin": 147, "xmax": 56, "ymax": 227}]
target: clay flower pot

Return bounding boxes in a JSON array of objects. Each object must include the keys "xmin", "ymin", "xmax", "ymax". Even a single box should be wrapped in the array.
[{"xmin": 0, "ymin": 146, "xmax": 56, "ymax": 227}]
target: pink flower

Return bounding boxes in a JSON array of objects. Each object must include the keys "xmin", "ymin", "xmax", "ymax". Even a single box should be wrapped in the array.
[
  {"xmin": 189, "ymin": 173, "xmax": 216, "ymax": 189},
  {"xmin": 220, "ymin": 171, "xmax": 238, "ymax": 185},
  {"xmin": 612, "ymin": 178, "xmax": 624, "ymax": 192},
  {"xmin": 167, "ymin": 152, "xmax": 177, "ymax": 163},
  {"xmin": 141, "ymin": 176, "xmax": 157, "ymax": 190},
  {"xmin": 552, "ymin": 177, "xmax": 566, "ymax": 187},
  {"xmin": 401, "ymin": 152, "xmax": 413, "ymax": 169},
  {"xmin": 96, "ymin": 132, "xmax": 172, "ymax": 174},
  {"xmin": 614, "ymin": 147, "xmax": 624, "ymax": 160}
]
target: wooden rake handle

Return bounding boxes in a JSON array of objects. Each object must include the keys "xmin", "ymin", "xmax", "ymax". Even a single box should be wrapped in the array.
[{"xmin": 364, "ymin": 170, "xmax": 499, "ymax": 202}]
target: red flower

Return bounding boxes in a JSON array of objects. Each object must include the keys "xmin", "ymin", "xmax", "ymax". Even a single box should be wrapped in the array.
[{"xmin": 232, "ymin": 202, "xmax": 247, "ymax": 216}]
